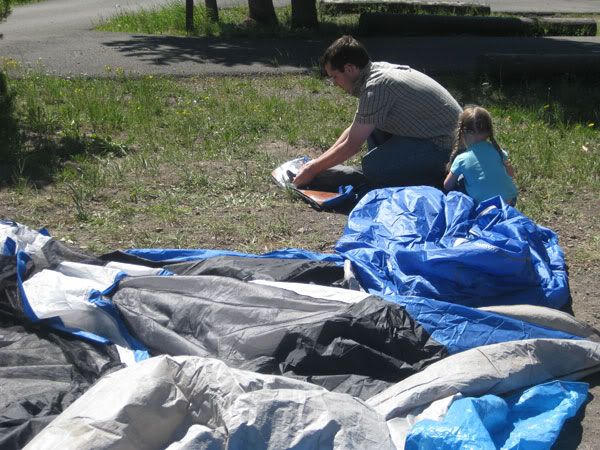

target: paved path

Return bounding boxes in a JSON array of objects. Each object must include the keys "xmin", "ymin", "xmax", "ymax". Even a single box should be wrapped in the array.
[{"xmin": 1, "ymin": 0, "xmax": 600, "ymax": 77}]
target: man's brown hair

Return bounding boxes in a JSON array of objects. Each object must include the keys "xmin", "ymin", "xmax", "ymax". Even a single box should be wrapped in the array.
[{"xmin": 320, "ymin": 35, "xmax": 370, "ymax": 72}]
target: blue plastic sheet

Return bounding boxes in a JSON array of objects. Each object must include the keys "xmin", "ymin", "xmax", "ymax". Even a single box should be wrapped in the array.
[
  {"xmin": 336, "ymin": 187, "xmax": 569, "ymax": 309},
  {"xmin": 406, "ymin": 380, "xmax": 589, "ymax": 449},
  {"xmin": 126, "ymin": 247, "xmax": 344, "ymax": 265}
]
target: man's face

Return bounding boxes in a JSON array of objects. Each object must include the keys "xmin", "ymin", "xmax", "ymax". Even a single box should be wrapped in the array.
[{"xmin": 325, "ymin": 62, "xmax": 359, "ymax": 95}]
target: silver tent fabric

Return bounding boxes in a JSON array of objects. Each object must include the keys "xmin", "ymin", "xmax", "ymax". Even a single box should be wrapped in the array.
[
  {"xmin": 479, "ymin": 304, "xmax": 600, "ymax": 341},
  {"xmin": 24, "ymin": 355, "xmax": 395, "ymax": 450},
  {"xmin": 368, "ymin": 338, "xmax": 600, "ymax": 419},
  {"xmin": 366, "ymin": 338, "xmax": 600, "ymax": 448}
]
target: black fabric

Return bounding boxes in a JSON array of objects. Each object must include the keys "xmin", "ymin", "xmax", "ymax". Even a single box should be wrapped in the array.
[
  {"xmin": 113, "ymin": 275, "xmax": 448, "ymax": 400},
  {"xmin": 99, "ymin": 250, "xmax": 168, "ymax": 268},
  {"xmin": 41, "ymin": 239, "xmax": 104, "ymax": 268},
  {"xmin": 0, "ymin": 314, "xmax": 123, "ymax": 450},
  {"xmin": 0, "ymin": 255, "xmax": 21, "ymax": 319},
  {"xmin": 307, "ymin": 164, "xmax": 368, "ymax": 192},
  {"xmin": 165, "ymin": 255, "xmax": 346, "ymax": 286}
]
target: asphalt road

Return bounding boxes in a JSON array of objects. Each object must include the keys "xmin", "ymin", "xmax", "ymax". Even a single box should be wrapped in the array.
[{"xmin": 1, "ymin": 0, "xmax": 600, "ymax": 77}]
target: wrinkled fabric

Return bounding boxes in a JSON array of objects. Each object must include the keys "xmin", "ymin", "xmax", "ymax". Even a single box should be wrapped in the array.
[
  {"xmin": 24, "ymin": 355, "xmax": 396, "ymax": 450},
  {"xmin": 337, "ymin": 187, "xmax": 569, "ymax": 308},
  {"xmin": 0, "ymin": 314, "xmax": 123, "ymax": 450},
  {"xmin": 113, "ymin": 275, "xmax": 448, "ymax": 399}
]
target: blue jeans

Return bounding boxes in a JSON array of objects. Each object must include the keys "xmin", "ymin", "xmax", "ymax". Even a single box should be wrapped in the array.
[
  {"xmin": 362, "ymin": 131, "xmax": 449, "ymax": 189},
  {"xmin": 308, "ymin": 130, "xmax": 449, "ymax": 192}
]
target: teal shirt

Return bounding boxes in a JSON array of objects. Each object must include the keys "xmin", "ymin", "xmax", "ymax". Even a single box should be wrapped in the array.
[{"xmin": 450, "ymin": 141, "xmax": 518, "ymax": 204}]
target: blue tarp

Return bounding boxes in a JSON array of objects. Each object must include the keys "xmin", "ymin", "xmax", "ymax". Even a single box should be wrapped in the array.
[
  {"xmin": 336, "ymin": 187, "xmax": 569, "ymax": 309},
  {"xmin": 388, "ymin": 294, "xmax": 579, "ymax": 354},
  {"xmin": 126, "ymin": 247, "xmax": 344, "ymax": 264},
  {"xmin": 406, "ymin": 380, "xmax": 589, "ymax": 449}
]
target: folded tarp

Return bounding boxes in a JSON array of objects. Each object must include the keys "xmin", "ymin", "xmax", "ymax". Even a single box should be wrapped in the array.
[
  {"xmin": 337, "ymin": 187, "xmax": 569, "ymax": 309},
  {"xmin": 1, "ymin": 221, "xmax": 153, "ymax": 359},
  {"xmin": 405, "ymin": 380, "xmax": 589, "ymax": 450},
  {"xmin": 123, "ymin": 247, "xmax": 344, "ymax": 264},
  {"xmin": 24, "ymin": 335, "xmax": 600, "ymax": 450},
  {"xmin": 259, "ymin": 282, "xmax": 583, "ymax": 354}
]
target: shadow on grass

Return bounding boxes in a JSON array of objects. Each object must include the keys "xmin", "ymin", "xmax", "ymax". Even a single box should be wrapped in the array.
[
  {"xmin": 0, "ymin": 132, "xmax": 127, "ymax": 188},
  {"xmin": 444, "ymin": 75, "xmax": 600, "ymax": 127},
  {"xmin": 100, "ymin": 33, "xmax": 600, "ymax": 126},
  {"xmin": 0, "ymin": 72, "xmax": 20, "ymax": 181},
  {"xmin": 101, "ymin": 33, "xmax": 600, "ymax": 80}
]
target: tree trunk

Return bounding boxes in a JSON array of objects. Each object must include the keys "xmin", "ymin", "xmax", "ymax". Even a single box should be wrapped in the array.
[
  {"xmin": 248, "ymin": 0, "xmax": 278, "ymax": 25},
  {"xmin": 186, "ymin": 0, "xmax": 194, "ymax": 32},
  {"xmin": 291, "ymin": 0, "xmax": 318, "ymax": 29},
  {"xmin": 205, "ymin": 0, "xmax": 219, "ymax": 22}
]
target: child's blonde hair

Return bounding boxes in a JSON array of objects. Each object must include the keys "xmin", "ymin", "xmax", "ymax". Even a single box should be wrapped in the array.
[{"xmin": 446, "ymin": 105, "xmax": 503, "ymax": 172}]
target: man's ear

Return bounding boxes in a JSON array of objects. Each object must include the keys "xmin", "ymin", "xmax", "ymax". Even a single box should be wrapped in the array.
[{"xmin": 344, "ymin": 63, "xmax": 359, "ymax": 75}]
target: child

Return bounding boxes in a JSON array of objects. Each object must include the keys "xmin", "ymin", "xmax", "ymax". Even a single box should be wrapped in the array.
[{"xmin": 444, "ymin": 105, "xmax": 518, "ymax": 205}]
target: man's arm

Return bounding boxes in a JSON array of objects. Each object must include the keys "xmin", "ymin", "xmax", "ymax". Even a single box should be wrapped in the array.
[{"xmin": 292, "ymin": 121, "xmax": 375, "ymax": 187}]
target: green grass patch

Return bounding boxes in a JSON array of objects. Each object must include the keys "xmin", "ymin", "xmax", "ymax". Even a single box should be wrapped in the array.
[
  {"xmin": 96, "ymin": 1, "xmax": 358, "ymax": 37},
  {"xmin": 0, "ymin": 68, "xmax": 598, "ymax": 257},
  {"xmin": 12, "ymin": 0, "xmax": 46, "ymax": 5}
]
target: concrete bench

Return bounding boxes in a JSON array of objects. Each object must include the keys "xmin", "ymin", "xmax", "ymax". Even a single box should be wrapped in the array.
[{"xmin": 318, "ymin": 0, "xmax": 491, "ymax": 16}]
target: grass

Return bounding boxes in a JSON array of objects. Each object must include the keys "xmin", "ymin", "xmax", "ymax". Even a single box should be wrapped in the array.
[
  {"xmin": 0, "ymin": 62, "xmax": 598, "ymax": 259},
  {"xmin": 96, "ymin": 2, "xmax": 359, "ymax": 38},
  {"xmin": 12, "ymin": 0, "xmax": 45, "ymax": 5}
]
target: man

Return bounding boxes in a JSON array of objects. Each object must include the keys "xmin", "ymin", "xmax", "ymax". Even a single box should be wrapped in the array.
[{"xmin": 292, "ymin": 35, "xmax": 462, "ymax": 190}]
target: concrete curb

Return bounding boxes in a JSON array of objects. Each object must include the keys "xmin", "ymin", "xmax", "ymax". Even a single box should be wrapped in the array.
[
  {"xmin": 358, "ymin": 13, "xmax": 597, "ymax": 36},
  {"xmin": 318, "ymin": 0, "xmax": 490, "ymax": 16}
]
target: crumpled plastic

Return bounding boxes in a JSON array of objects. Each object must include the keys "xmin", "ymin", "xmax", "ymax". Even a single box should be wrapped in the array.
[
  {"xmin": 337, "ymin": 187, "xmax": 569, "ymax": 309},
  {"xmin": 405, "ymin": 380, "xmax": 589, "ymax": 449}
]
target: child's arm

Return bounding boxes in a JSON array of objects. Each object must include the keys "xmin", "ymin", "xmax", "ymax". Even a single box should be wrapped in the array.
[
  {"xmin": 501, "ymin": 149, "xmax": 515, "ymax": 177},
  {"xmin": 444, "ymin": 171, "xmax": 459, "ymax": 191}
]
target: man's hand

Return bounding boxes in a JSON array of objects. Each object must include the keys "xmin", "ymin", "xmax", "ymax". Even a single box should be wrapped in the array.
[
  {"xmin": 292, "ymin": 162, "xmax": 317, "ymax": 188},
  {"xmin": 292, "ymin": 121, "xmax": 374, "ymax": 188}
]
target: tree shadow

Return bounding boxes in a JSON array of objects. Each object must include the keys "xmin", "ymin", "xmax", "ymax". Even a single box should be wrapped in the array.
[
  {"xmin": 101, "ymin": 34, "xmax": 600, "ymax": 78},
  {"xmin": 102, "ymin": 34, "xmax": 328, "ymax": 70},
  {"xmin": 100, "ymin": 34, "xmax": 600, "ymax": 128}
]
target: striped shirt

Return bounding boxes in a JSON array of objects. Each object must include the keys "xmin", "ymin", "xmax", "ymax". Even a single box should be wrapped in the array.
[{"xmin": 352, "ymin": 62, "xmax": 462, "ymax": 151}]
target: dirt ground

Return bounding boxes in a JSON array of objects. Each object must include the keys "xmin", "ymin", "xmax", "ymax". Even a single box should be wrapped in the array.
[{"xmin": 541, "ymin": 192, "xmax": 600, "ymax": 449}]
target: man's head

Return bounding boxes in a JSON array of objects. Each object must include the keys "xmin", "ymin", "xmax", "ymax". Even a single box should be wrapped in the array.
[{"xmin": 320, "ymin": 36, "xmax": 370, "ymax": 94}]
